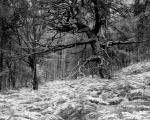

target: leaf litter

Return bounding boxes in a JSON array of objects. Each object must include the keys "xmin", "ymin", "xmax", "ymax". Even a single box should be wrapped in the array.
[{"xmin": 1, "ymin": 62, "xmax": 150, "ymax": 119}]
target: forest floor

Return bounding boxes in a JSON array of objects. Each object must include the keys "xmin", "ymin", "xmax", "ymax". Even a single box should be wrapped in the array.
[{"xmin": 1, "ymin": 61, "xmax": 150, "ymax": 120}]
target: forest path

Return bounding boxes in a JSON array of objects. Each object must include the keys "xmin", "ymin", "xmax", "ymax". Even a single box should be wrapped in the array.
[{"xmin": 1, "ymin": 62, "xmax": 150, "ymax": 120}]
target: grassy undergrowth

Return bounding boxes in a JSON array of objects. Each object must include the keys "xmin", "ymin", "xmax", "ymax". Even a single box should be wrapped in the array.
[{"xmin": 1, "ymin": 62, "xmax": 150, "ymax": 120}]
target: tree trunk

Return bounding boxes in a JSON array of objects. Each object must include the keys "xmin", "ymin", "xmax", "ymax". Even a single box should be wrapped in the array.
[
  {"xmin": 90, "ymin": 37, "xmax": 106, "ymax": 78},
  {"xmin": 0, "ymin": 51, "xmax": 7, "ymax": 91},
  {"xmin": 6, "ymin": 60, "xmax": 16, "ymax": 89},
  {"xmin": 0, "ymin": 51, "xmax": 3, "ymax": 91},
  {"xmin": 28, "ymin": 55, "xmax": 38, "ymax": 90},
  {"xmin": 10, "ymin": 68, "xmax": 16, "ymax": 89},
  {"xmin": 32, "ymin": 61, "xmax": 38, "ymax": 90},
  {"xmin": 11, "ymin": 62, "xmax": 17, "ymax": 88}
]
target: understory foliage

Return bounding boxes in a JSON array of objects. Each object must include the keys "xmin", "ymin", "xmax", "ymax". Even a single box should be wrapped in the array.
[{"xmin": 0, "ymin": 62, "xmax": 150, "ymax": 119}]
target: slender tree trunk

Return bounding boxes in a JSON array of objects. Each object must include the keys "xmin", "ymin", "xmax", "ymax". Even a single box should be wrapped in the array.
[
  {"xmin": 8, "ymin": 71, "xmax": 15, "ymax": 88},
  {"xmin": 6, "ymin": 60, "xmax": 16, "ymax": 89},
  {"xmin": 0, "ymin": 51, "xmax": 3, "ymax": 91},
  {"xmin": 10, "ymin": 65, "xmax": 16, "ymax": 88},
  {"xmin": 28, "ymin": 55, "xmax": 38, "ymax": 90},
  {"xmin": 32, "ymin": 56, "xmax": 38, "ymax": 90},
  {"xmin": 0, "ymin": 51, "xmax": 7, "ymax": 91},
  {"xmin": 11, "ymin": 62, "xmax": 17, "ymax": 88}
]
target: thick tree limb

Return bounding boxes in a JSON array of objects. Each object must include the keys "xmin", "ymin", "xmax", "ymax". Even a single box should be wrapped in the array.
[
  {"xmin": 108, "ymin": 40, "xmax": 149, "ymax": 46},
  {"xmin": 4, "ymin": 39, "xmax": 149, "ymax": 59},
  {"xmin": 29, "ymin": 39, "xmax": 150, "ymax": 56}
]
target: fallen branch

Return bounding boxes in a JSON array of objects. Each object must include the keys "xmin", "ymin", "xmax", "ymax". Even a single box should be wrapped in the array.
[{"xmin": 4, "ymin": 39, "xmax": 150, "ymax": 59}]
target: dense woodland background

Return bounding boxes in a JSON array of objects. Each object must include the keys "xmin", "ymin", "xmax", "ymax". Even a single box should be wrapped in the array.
[{"xmin": 0, "ymin": 0, "xmax": 150, "ymax": 91}]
